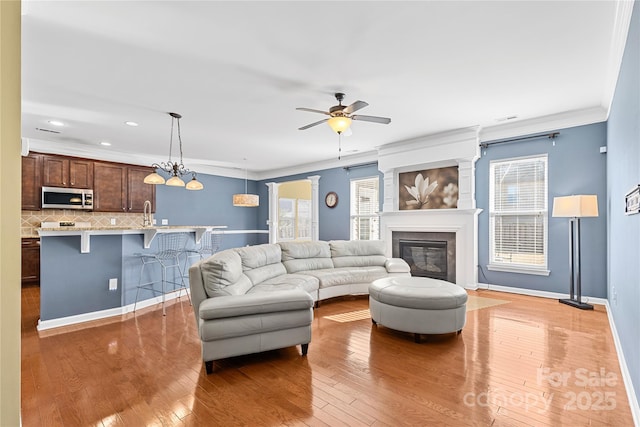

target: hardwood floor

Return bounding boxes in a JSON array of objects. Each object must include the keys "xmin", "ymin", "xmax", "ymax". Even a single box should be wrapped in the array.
[{"xmin": 21, "ymin": 284, "xmax": 634, "ymax": 426}]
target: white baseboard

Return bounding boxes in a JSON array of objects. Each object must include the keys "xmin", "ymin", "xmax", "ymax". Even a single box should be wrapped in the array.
[
  {"xmin": 475, "ymin": 282, "xmax": 607, "ymax": 306},
  {"xmin": 37, "ymin": 289, "xmax": 190, "ymax": 331},
  {"xmin": 605, "ymin": 301, "xmax": 640, "ymax": 427}
]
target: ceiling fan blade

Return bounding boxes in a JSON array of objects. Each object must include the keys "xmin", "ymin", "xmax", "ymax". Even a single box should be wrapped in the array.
[
  {"xmin": 343, "ymin": 100, "xmax": 368, "ymax": 114},
  {"xmin": 298, "ymin": 118, "xmax": 329, "ymax": 130},
  {"xmin": 296, "ymin": 107, "xmax": 330, "ymax": 116},
  {"xmin": 352, "ymin": 115, "xmax": 391, "ymax": 124}
]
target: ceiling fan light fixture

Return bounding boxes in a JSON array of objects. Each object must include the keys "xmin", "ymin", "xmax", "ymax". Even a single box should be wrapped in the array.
[{"xmin": 328, "ymin": 116, "xmax": 352, "ymax": 134}]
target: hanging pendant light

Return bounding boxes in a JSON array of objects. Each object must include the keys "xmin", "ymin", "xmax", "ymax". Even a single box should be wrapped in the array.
[
  {"xmin": 143, "ymin": 112, "xmax": 204, "ymax": 190},
  {"xmin": 233, "ymin": 159, "xmax": 259, "ymax": 207}
]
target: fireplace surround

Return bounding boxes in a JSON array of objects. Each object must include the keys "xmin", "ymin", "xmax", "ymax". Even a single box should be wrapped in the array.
[
  {"xmin": 394, "ymin": 232, "xmax": 456, "ymax": 283},
  {"xmin": 378, "ymin": 127, "xmax": 481, "ymax": 289}
]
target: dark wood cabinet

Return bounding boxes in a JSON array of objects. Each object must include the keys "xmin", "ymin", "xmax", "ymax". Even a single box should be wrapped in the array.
[
  {"xmin": 93, "ymin": 162, "xmax": 127, "ymax": 212},
  {"xmin": 127, "ymin": 166, "xmax": 156, "ymax": 212},
  {"xmin": 42, "ymin": 155, "xmax": 93, "ymax": 188},
  {"xmin": 93, "ymin": 163, "xmax": 154, "ymax": 212},
  {"xmin": 22, "ymin": 153, "xmax": 42, "ymax": 210},
  {"xmin": 21, "ymin": 238, "xmax": 40, "ymax": 285},
  {"xmin": 23, "ymin": 152, "xmax": 155, "ymax": 213}
]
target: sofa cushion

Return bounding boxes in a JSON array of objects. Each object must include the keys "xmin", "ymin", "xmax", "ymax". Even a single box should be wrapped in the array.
[
  {"xmin": 279, "ymin": 241, "xmax": 333, "ymax": 273},
  {"xmin": 198, "ymin": 289, "xmax": 313, "ymax": 320},
  {"xmin": 300, "ymin": 266, "xmax": 388, "ymax": 288},
  {"xmin": 200, "ymin": 250, "xmax": 253, "ymax": 297},
  {"xmin": 247, "ymin": 273, "xmax": 320, "ymax": 295},
  {"xmin": 234, "ymin": 244, "xmax": 287, "ymax": 285},
  {"xmin": 200, "ymin": 310, "xmax": 313, "ymax": 341},
  {"xmin": 330, "ymin": 240, "xmax": 387, "ymax": 268}
]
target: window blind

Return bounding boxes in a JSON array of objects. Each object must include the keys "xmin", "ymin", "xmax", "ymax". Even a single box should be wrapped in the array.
[
  {"xmin": 350, "ymin": 177, "xmax": 380, "ymax": 240},
  {"xmin": 490, "ymin": 156, "xmax": 548, "ymax": 268}
]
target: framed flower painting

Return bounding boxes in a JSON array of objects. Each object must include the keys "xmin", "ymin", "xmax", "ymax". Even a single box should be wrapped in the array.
[{"xmin": 399, "ymin": 166, "xmax": 459, "ymax": 210}]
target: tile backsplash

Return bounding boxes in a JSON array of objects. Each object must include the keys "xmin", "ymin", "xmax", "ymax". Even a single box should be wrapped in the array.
[{"xmin": 21, "ymin": 210, "xmax": 153, "ymax": 237}]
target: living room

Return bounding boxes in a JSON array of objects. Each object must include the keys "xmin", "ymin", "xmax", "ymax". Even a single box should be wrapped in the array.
[{"xmin": 2, "ymin": 1, "xmax": 640, "ymax": 425}]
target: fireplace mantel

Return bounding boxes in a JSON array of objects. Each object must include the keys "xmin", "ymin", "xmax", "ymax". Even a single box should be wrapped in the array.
[
  {"xmin": 377, "ymin": 127, "xmax": 481, "ymax": 289},
  {"xmin": 381, "ymin": 209, "xmax": 481, "ymax": 289}
]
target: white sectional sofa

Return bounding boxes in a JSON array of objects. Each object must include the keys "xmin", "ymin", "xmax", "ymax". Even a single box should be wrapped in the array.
[{"xmin": 188, "ymin": 239, "xmax": 410, "ymax": 373}]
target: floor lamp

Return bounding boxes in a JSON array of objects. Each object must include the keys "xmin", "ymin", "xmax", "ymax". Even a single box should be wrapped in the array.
[{"xmin": 552, "ymin": 195, "xmax": 599, "ymax": 310}]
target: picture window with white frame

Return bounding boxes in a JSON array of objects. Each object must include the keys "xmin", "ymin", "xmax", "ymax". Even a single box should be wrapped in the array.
[
  {"xmin": 488, "ymin": 154, "xmax": 549, "ymax": 275},
  {"xmin": 350, "ymin": 177, "xmax": 380, "ymax": 240}
]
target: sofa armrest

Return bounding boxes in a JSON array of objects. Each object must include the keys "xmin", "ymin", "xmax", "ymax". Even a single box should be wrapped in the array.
[
  {"xmin": 385, "ymin": 258, "xmax": 411, "ymax": 273},
  {"xmin": 199, "ymin": 289, "xmax": 313, "ymax": 320}
]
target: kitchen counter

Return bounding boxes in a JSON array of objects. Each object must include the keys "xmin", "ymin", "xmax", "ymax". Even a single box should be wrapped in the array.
[{"xmin": 38, "ymin": 225, "xmax": 229, "ymax": 253}]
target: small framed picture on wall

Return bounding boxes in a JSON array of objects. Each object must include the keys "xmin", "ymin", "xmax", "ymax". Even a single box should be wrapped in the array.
[{"xmin": 624, "ymin": 185, "xmax": 640, "ymax": 215}]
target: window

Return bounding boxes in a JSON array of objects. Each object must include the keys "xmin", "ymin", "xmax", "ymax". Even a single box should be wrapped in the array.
[
  {"xmin": 350, "ymin": 177, "xmax": 380, "ymax": 240},
  {"xmin": 489, "ymin": 155, "xmax": 549, "ymax": 275}
]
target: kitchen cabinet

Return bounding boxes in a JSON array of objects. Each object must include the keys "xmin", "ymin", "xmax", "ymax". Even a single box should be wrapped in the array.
[
  {"xmin": 127, "ymin": 166, "xmax": 156, "ymax": 212},
  {"xmin": 22, "ymin": 153, "xmax": 42, "ymax": 210},
  {"xmin": 42, "ymin": 155, "xmax": 93, "ymax": 188},
  {"xmin": 21, "ymin": 238, "xmax": 40, "ymax": 285},
  {"xmin": 93, "ymin": 162, "xmax": 155, "ymax": 212}
]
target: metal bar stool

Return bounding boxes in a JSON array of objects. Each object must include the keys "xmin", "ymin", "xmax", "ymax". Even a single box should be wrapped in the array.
[
  {"xmin": 134, "ymin": 232, "xmax": 192, "ymax": 316},
  {"xmin": 183, "ymin": 230, "xmax": 223, "ymax": 279}
]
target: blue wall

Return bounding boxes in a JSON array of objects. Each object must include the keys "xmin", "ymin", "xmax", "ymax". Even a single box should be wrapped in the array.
[
  {"xmin": 256, "ymin": 163, "xmax": 383, "ymax": 242},
  {"xmin": 155, "ymin": 172, "xmax": 262, "ymax": 249},
  {"xmin": 40, "ymin": 235, "xmax": 124, "ymax": 320},
  {"xmin": 476, "ymin": 123, "xmax": 608, "ymax": 298},
  {"xmin": 607, "ymin": 0, "xmax": 640, "ymax": 406}
]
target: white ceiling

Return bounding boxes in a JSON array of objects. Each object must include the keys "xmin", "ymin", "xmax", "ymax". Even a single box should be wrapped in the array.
[{"xmin": 21, "ymin": 1, "xmax": 631, "ymax": 178}]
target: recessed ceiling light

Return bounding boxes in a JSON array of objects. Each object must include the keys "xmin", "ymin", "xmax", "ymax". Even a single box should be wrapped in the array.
[
  {"xmin": 100, "ymin": 141, "xmax": 111, "ymax": 146},
  {"xmin": 48, "ymin": 120, "xmax": 65, "ymax": 127},
  {"xmin": 125, "ymin": 121, "xmax": 139, "ymax": 127}
]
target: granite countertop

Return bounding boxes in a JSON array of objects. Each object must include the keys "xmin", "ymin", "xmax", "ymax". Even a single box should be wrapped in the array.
[{"xmin": 37, "ymin": 225, "xmax": 227, "ymax": 232}]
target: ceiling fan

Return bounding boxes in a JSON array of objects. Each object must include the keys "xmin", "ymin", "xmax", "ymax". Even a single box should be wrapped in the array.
[{"xmin": 297, "ymin": 92, "xmax": 391, "ymax": 134}]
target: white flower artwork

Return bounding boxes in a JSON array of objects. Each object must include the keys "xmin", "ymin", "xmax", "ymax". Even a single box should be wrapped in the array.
[{"xmin": 399, "ymin": 166, "xmax": 459, "ymax": 210}]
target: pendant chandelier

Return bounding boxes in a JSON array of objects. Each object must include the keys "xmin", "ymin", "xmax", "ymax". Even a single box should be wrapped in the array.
[
  {"xmin": 144, "ymin": 112, "xmax": 204, "ymax": 190},
  {"xmin": 233, "ymin": 159, "xmax": 259, "ymax": 207}
]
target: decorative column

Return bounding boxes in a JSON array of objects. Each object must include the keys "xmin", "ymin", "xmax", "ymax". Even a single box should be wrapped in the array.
[
  {"xmin": 308, "ymin": 175, "xmax": 320, "ymax": 241},
  {"xmin": 265, "ymin": 182, "xmax": 279, "ymax": 243}
]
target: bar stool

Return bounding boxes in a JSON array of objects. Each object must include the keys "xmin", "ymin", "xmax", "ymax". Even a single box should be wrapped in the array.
[
  {"xmin": 183, "ymin": 230, "xmax": 223, "ymax": 278},
  {"xmin": 133, "ymin": 232, "xmax": 192, "ymax": 316}
]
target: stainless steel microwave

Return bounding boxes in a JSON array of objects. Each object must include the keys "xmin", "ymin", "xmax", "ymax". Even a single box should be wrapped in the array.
[{"xmin": 41, "ymin": 186, "xmax": 93, "ymax": 210}]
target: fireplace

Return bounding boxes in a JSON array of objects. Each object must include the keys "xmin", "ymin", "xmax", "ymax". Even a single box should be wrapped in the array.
[
  {"xmin": 392, "ymin": 230, "xmax": 456, "ymax": 283},
  {"xmin": 378, "ymin": 126, "xmax": 481, "ymax": 288},
  {"xmin": 399, "ymin": 240, "xmax": 448, "ymax": 280}
]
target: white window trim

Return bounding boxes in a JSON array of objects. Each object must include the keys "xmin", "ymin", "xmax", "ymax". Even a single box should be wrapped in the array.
[
  {"xmin": 488, "ymin": 154, "xmax": 549, "ymax": 275},
  {"xmin": 350, "ymin": 176, "xmax": 380, "ymax": 241}
]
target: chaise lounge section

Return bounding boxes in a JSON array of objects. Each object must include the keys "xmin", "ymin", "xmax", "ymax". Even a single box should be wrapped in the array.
[{"xmin": 188, "ymin": 239, "xmax": 410, "ymax": 373}]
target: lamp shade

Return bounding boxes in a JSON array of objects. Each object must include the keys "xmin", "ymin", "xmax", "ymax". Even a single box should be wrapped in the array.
[
  {"xmin": 166, "ymin": 175, "xmax": 186, "ymax": 187},
  {"xmin": 144, "ymin": 172, "xmax": 166, "ymax": 185},
  {"xmin": 185, "ymin": 177, "xmax": 204, "ymax": 191},
  {"xmin": 552, "ymin": 195, "xmax": 599, "ymax": 218},
  {"xmin": 327, "ymin": 116, "xmax": 352, "ymax": 134},
  {"xmin": 233, "ymin": 193, "xmax": 259, "ymax": 207}
]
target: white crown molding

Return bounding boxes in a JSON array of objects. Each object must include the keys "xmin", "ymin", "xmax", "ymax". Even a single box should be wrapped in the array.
[
  {"xmin": 254, "ymin": 150, "xmax": 379, "ymax": 181},
  {"xmin": 479, "ymin": 106, "xmax": 608, "ymax": 143},
  {"xmin": 602, "ymin": 0, "xmax": 635, "ymax": 118}
]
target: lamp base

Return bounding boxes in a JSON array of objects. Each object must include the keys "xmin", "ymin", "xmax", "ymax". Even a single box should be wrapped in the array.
[{"xmin": 559, "ymin": 298, "xmax": 594, "ymax": 310}]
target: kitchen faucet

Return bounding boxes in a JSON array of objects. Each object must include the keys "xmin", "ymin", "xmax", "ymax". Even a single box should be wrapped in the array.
[{"xmin": 143, "ymin": 200, "xmax": 152, "ymax": 227}]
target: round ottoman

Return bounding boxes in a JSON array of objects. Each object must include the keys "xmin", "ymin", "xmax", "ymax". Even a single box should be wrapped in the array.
[{"xmin": 369, "ymin": 276, "xmax": 467, "ymax": 342}]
